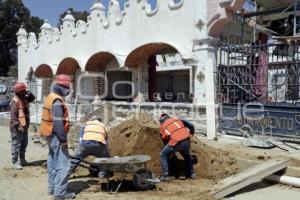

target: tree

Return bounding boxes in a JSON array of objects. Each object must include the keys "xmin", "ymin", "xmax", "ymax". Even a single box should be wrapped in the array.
[
  {"xmin": 8, "ymin": 65, "xmax": 17, "ymax": 77},
  {"xmin": 58, "ymin": 8, "xmax": 89, "ymax": 27},
  {"xmin": 0, "ymin": 0, "xmax": 43, "ymax": 77}
]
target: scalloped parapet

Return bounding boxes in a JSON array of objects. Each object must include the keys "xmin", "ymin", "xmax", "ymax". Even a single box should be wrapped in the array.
[
  {"xmin": 17, "ymin": 0, "xmax": 195, "ymax": 51},
  {"xmin": 17, "ymin": 0, "xmax": 209, "ymax": 82},
  {"xmin": 17, "ymin": 25, "xmax": 28, "ymax": 48}
]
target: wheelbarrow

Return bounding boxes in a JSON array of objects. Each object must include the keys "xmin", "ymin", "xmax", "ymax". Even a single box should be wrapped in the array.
[{"xmin": 71, "ymin": 155, "xmax": 160, "ymax": 192}]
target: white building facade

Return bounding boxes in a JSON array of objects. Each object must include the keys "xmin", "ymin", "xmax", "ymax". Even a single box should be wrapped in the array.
[{"xmin": 17, "ymin": 0, "xmax": 246, "ymax": 139}]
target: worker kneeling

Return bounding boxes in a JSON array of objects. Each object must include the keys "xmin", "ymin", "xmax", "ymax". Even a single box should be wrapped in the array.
[
  {"xmin": 159, "ymin": 114, "xmax": 196, "ymax": 182},
  {"xmin": 68, "ymin": 116, "xmax": 111, "ymax": 178}
]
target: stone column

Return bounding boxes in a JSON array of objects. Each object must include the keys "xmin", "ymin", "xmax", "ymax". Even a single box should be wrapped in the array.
[{"xmin": 193, "ymin": 38, "xmax": 219, "ymax": 140}]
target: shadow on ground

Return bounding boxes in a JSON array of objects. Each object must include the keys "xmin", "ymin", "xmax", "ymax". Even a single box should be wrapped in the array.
[
  {"xmin": 27, "ymin": 160, "xmax": 47, "ymax": 167},
  {"xmin": 68, "ymin": 180, "xmax": 99, "ymax": 194},
  {"xmin": 69, "ymin": 178, "xmax": 157, "ymax": 194},
  {"xmin": 227, "ymin": 181, "xmax": 277, "ymax": 197}
]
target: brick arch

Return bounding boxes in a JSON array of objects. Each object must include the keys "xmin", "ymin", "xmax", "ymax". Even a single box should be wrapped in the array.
[
  {"xmin": 35, "ymin": 64, "xmax": 53, "ymax": 78},
  {"xmin": 208, "ymin": 0, "xmax": 246, "ymax": 37},
  {"xmin": 85, "ymin": 52, "xmax": 120, "ymax": 72},
  {"xmin": 125, "ymin": 43, "xmax": 182, "ymax": 68},
  {"xmin": 57, "ymin": 57, "xmax": 80, "ymax": 75}
]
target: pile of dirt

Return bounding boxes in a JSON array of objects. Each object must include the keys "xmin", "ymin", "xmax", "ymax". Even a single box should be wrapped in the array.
[
  {"xmin": 108, "ymin": 113, "xmax": 239, "ymax": 179},
  {"xmin": 68, "ymin": 111, "xmax": 239, "ymax": 179},
  {"xmin": 190, "ymin": 139, "xmax": 239, "ymax": 179},
  {"xmin": 68, "ymin": 124, "xmax": 81, "ymax": 149},
  {"xmin": 108, "ymin": 113, "xmax": 163, "ymax": 173}
]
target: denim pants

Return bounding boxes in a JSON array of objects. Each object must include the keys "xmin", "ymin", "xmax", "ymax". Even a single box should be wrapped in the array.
[
  {"xmin": 70, "ymin": 143, "xmax": 110, "ymax": 173},
  {"xmin": 11, "ymin": 130, "xmax": 28, "ymax": 164},
  {"xmin": 47, "ymin": 134, "xmax": 70, "ymax": 197},
  {"xmin": 160, "ymin": 139, "xmax": 194, "ymax": 176}
]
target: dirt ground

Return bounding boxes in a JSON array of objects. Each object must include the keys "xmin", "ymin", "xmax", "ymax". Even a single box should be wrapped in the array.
[
  {"xmin": 0, "ymin": 125, "xmax": 215, "ymax": 200},
  {"xmin": 1, "ymin": 124, "xmax": 300, "ymax": 200},
  {"xmin": 202, "ymin": 135, "xmax": 300, "ymax": 177}
]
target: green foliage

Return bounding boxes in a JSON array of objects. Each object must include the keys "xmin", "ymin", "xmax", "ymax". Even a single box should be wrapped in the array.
[
  {"xmin": 0, "ymin": 0, "xmax": 43, "ymax": 77},
  {"xmin": 58, "ymin": 8, "xmax": 89, "ymax": 27},
  {"xmin": 8, "ymin": 65, "xmax": 17, "ymax": 77}
]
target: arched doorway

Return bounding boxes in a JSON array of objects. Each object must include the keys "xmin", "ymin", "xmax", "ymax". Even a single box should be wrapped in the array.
[
  {"xmin": 57, "ymin": 57, "xmax": 80, "ymax": 76},
  {"xmin": 85, "ymin": 52, "xmax": 118, "ymax": 72},
  {"xmin": 35, "ymin": 64, "xmax": 53, "ymax": 78},
  {"xmin": 57, "ymin": 57, "xmax": 81, "ymax": 100},
  {"xmin": 34, "ymin": 64, "xmax": 53, "ymax": 101},
  {"xmin": 126, "ymin": 43, "xmax": 192, "ymax": 103},
  {"xmin": 84, "ymin": 52, "xmax": 132, "ymax": 101}
]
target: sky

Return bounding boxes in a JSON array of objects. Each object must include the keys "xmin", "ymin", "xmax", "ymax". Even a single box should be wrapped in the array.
[{"xmin": 22, "ymin": 0, "xmax": 157, "ymax": 26}]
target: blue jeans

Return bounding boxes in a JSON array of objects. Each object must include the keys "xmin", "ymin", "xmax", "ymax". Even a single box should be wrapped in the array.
[
  {"xmin": 47, "ymin": 134, "xmax": 70, "ymax": 197},
  {"xmin": 11, "ymin": 129, "xmax": 28, "ymax": 164},
  {"xmin": 160, "ymin": 139, "xmax": 194, "ymax": 177},
  {"xmin": 69, "ymin": 143, "xmax": 110, "ymax": 175}
]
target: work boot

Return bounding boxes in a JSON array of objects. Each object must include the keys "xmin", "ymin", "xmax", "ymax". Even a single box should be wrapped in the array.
[
  {"xmin": 54, "ymin": 192, "xmax": 76, "ymax": 200},
  {"xmin": 159, "ymin": 175, "xmax": 172, "ymax": 182},
  {"xmin": 14, "ymin": 163, "xmax": 23, "ymax": 170},
  {"xmin": 48, "ymin": 189, "xmax": 54, "ymax": 196},
  {"xmin": 20, "ymin": 158, "xmax": 28, "ymax": 166},
  {"xmin": 186, "ymin": 172, "xmax": 197, "ymax": 179},
  {"xmin": 190, "ymin": 172, "xmax": 197, "ymax": 179}
]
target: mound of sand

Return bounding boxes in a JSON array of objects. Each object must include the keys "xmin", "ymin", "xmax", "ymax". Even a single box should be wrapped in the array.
[
  {"xmin": 107, "ymin": 113, "xmax": 239, "ymax": 179},
  {"xmin": 69, "ymin": 112, "xmax": 239, "ymax": 179},
  {"xmin": 108, "ymin": 113, "xmax": 163, "ymax": 173}
]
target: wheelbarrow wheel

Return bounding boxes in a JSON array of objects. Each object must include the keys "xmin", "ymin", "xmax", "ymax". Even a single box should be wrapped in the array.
[
  {"xmin": 89, "ymin": 164, "xmax": 100, "ymax": 177},
  {"xmin": 132, "ymin": 169, "xmax": 155, "ymax": 191}
]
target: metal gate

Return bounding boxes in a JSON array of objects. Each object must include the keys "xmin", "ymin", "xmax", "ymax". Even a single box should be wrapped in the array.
[{"xmin": 217, "ymin": 41, "xmax": 300, "ymax": 141}]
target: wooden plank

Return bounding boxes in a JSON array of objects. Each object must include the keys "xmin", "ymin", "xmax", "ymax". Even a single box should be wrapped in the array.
[{"xmin": 212, "ymin": 159, "xmax": 290, "ymax": 199}]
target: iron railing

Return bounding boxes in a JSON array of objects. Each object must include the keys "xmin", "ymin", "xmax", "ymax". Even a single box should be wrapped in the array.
[{"xmin": 218, "ymin": 41, "xmax": 300, "ymax": 104}]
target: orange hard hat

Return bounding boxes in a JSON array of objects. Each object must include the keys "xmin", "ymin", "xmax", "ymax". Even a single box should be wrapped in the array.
[
  {"xmin": 14, "ymin": 82, "xmax": 27, "ymax": 93},
  {"xmin": 55, "ymin": 74, "xmax": 72, "ymax": 88}
]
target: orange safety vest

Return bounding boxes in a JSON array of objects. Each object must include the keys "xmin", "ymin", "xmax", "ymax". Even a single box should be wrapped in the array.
[
  {"xmin": 39, "ymin": 92, "xmax": 70, "ymax": 137},
  {"xmin": 11, "ymin": 96, "xmax": 27, "ymax": 128},
  {"xmin": 83, "ymin": 120, "xmax": 107, "ymax": 144},
  {"xmin": 160, "ymin": 117, "xmax": 190, "ymax": 146}
]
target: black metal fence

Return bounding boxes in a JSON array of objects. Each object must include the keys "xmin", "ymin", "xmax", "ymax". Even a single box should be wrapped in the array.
[
  {"xmin": 218, "ymin": 41, "xmax": 300, "ymax": 104},
  {"xmin": 218, "ymin": 41, "xmax": 300, "ymax": 141}
]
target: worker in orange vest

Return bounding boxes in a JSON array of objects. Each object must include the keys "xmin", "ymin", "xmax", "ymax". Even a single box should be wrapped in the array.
[
  {"xmin": 39, "ymin": 74, "xmax": 75, "ymax": 200},
  {"xmin": 10, "ymin": 82, "xmax": 35, "ymax": 170},
  {"xmin": 68, "ymin": 116, "xmax": 111, "ymax": 178},
  {"xmin": 159, "ymin": 113, "xmax": 196, "ymax": 181}
]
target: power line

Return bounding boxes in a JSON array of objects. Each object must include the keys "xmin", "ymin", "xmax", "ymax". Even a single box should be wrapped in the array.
[{"xmin": 0, "ymin": 37, "xmax": 17, "ymax": 42}]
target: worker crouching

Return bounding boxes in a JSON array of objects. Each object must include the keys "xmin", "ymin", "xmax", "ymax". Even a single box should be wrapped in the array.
[
  {"xmin": 40, "ymin": 74, "xmax": 75, "ymax": 200},
  {"xmin": 159, "ymin": 114, "xmax": 196, "ymax": 182},
  {"xmin": 68, "ymin": 116, "xmax": 111, "ymax": 178},
  {"xmin": 10, "ymin": 82, "xmax": 35, "ymax": 170}
]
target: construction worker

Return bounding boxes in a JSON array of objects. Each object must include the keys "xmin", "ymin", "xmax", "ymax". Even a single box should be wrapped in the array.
[
  {"xmin": 68, "ymin": 116, "xmax": 111, "ymax": 178},
  {"xmin": 40, "ymin": 74, "xmax": 75, "ymax": 200},
  {"xmin": 159, "ymin": 113, "xmax": 196, "ymax": 181},
  {"xmin": 10, "ymin": 82, "xmax": 35, "ymax": 170}
]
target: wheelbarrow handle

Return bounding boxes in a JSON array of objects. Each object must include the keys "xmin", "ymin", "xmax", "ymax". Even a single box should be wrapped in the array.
[{"xmin": 70, "ymin": 156, "xmax": 93, "ymax": 165}]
